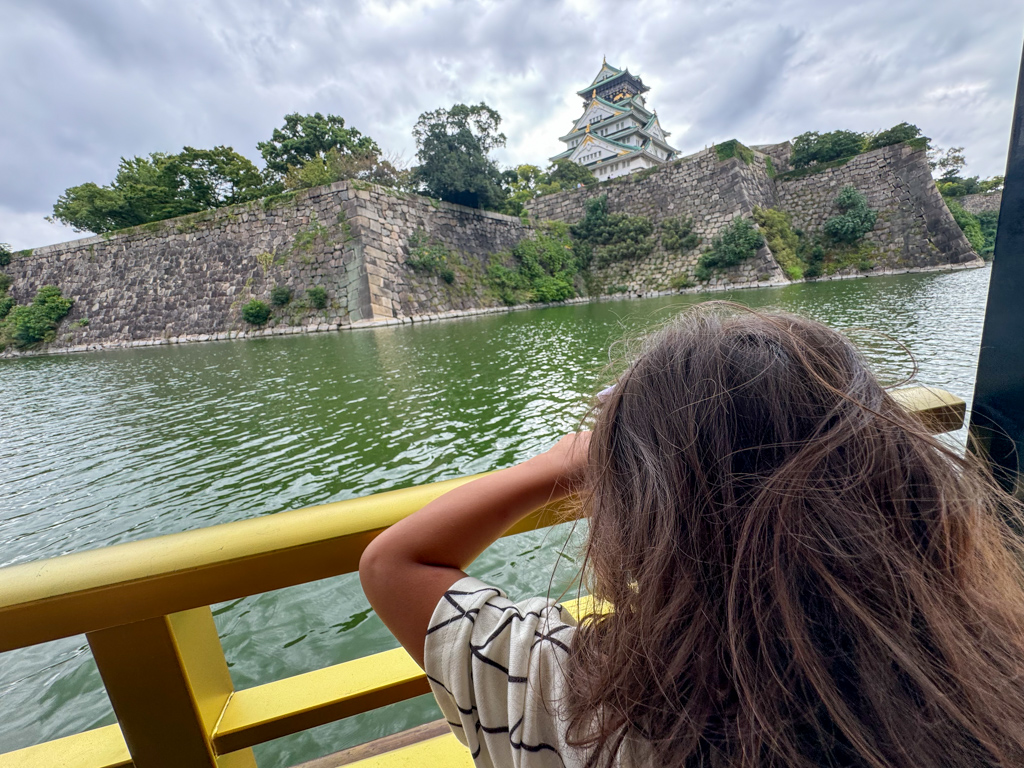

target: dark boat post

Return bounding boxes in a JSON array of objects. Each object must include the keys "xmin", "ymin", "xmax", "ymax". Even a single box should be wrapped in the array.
[{"xmin": 970, "ymin": 35, "xmax": 1024, "ymax": 493}]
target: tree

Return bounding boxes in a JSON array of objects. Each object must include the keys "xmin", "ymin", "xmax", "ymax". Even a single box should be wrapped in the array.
[
  {"xmin": 50, "ymin": 147, "xmax": 267, "ymax": 233},
  {"xmin": 545, "ymin": 158, "xmax": 597, "ymax": 189},
  {"xmin": 867, "ymin": 122, "xmax": 928, "ymax": 151},
  {"xmin": 790, "ymin": 130, "xmax": 867, "ymax": 168},
  {"xmin": 412, "ymin": 103, "xmax": 508, "ymax": 210},
  {"xmin": 284, "ymin": 148, "xmax": 409, "ymax": 191},
  {"xmin": 929, "ymin": 146, "xmax": 967, "ymax": 180},
  {"xmin": 258, "ymin": 113, "xmax": 379, "ymax": 178}
]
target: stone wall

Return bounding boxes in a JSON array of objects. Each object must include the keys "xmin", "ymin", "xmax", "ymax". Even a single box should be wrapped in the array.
[
  {"xmin": 2, "ymin": 141, "xmax": 983, "ymax": 356},
  {"xmin": 2, "ymin": 182, "xmax": 530, "ymax": 354},
  {"xmin": 526, "ymin": 147, "xmax": 786, "ymax": 293},
  {"xmin": 959, "ymin": 190, "xmax": 1003, "ymax": 214},
  {"xmin": 345, "ymin": 186, "xmax": 528, "ymax": 319},
  {"xmin": 774, "ymin": 144, "xmax": 978, "ymax": 269}
]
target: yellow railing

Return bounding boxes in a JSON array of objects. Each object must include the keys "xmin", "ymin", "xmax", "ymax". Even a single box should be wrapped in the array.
[{"xmin": 0, "ymin": 387, "xmax": 966, "ymax": 768}]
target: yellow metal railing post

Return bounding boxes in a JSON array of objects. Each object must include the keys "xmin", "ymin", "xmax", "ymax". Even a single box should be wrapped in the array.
[{"xmin": 86, "ymin": 607, "xmax": 255, "ymax": 768}]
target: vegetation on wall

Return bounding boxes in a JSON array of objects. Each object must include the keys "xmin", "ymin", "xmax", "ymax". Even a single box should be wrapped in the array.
[
  {"xmin": 486, "ymin": 222, "xmax": 582, "ymax": 305},
  {"xmin": 694, "ymin": 218, "xmax": 764, "ymax": 281},
  {"xmin": 786, "ymin": 123, "xmax": 928, "ymax": 175},
  {"xmin": 270, "ymin": 284, "xmax": 292, "ymax": 306},
  {"xmin": 405, "ymin": 230, "xmax": 456, "ymax": 284},
  {"xmin": 753, "ymin": 207, "xmax": 802, "ymax": 280},
  {"xmin": 660, "ymin": 215, "xmax": 701, "ymax": 255},
  {"xmin": 241, "ymin": 299, "xmax": 271, "ymax": 325},
  {"xmin": 824, "ymin": 187, "xmax": 878, "ymax": 244},
  {"xmin": 0, "ymin": 243, "xmax": 11, "ymax": 267},
  {"xmin": 307, "ymin": 286, "xmax": 328, "ymax": 309},
  {"xmin": 0, "ymin": 285, "xmax": 74, "ymax": 349},
  {"xmin": 570, "ymin": 195, "xmax": 654, "ymax": 267},
  {"xmin": 715, "ymin": 140, "xmax": 754, "ymax": 165}
]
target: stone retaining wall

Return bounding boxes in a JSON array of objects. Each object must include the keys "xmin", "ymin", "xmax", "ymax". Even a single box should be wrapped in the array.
[
  {"xmin": 775, "ymin": 144, "xmax": 978, "ymax": 269},
  {"xmin": 526, "ymin": 147, "xmax": 786, "ymax": 293},
  {"xmin": 959, "ymin": 190, "xmax": 1003, "ymax": 214}
]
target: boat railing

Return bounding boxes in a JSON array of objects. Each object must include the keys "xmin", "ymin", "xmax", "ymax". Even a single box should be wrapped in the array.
[{"xmin": 0, "ymin": 387, "xmax": 966, "ymax": 768}]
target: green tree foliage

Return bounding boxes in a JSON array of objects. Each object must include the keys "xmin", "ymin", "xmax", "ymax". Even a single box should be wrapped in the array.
[
  {"xmin": 50, "ymin": 147, "xmax": 266, "ymax": 233},
  {"xmin": 570, "ymin": 195, "xmax": 653, "ymax": 266},
  {"xmin": 241, "ymin": 299, "xmax": 271, "ymax": 325},
  {"xmin": 486, "ymin": 222, "xmax": 580, "ymax": 305},
  {"xmin": 945, "ymin": 200, "xmax": 987, "ymax": 255},
  {"xmin": 0, "ymin": 243, "xmax": 11, "ymax": 267},
  {"xmin": 412, "ymin": 103, "xmax": 508, "ymax": 210},
  {"xmin": 544, "ymin": 159, "xmax": 597, "ymax": 190},
  {"xmin": 824, "ymin": 187, "xmax": 878, "ymax": 244},
  {"xmin": 258, "ymin": 113, "xmax": 379, "ymax": 178},
  {"xmin": 284, "ymin": 148, "xmax": 408, "ymax": 191},
  {"xmin": 694, "ymin": 218, "xmax": 764, "ymax": 281},
  {"xmin": 790, "ymin": 130, "xmax": 867, "ymax": 169},
  {"xmin": 867, "ymin": 122, "xmax": 928, "ymax": 151},
  {"xmin": 660, "ymin": 216, "xmax": 701, "ymax": 254},
  {"xmin": 977, "ymin": 210, "xmax": 999, "ymax": 258},
  {"xmin": 930, "ymin": 146, "xmax": 967, "ymax": 179},
  {"xmin": 752, "ymin": 207, "xmax": 803, "ymax": 280},
  {"xmin": 0, "ymin": 285, "xmax": 74, "ymax": 349},
  {"xmin": 500, "ymin": 160, "xmax": 597, "ymax": 216}
]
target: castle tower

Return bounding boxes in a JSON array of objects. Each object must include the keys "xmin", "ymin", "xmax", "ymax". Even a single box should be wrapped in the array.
[{"xmin": 550, "ymin": 60, "xmax": 679, "ymax": 182}]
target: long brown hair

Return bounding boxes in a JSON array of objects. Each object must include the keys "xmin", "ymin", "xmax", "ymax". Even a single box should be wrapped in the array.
[{"xmin": 566, "ymin": 302, "xmax": 1024, "ymax": 767}]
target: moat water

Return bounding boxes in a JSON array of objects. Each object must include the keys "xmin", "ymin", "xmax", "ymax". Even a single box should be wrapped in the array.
[{"xmin": 0, "ymin": 266, "xmax": 991, "ymax": 766}]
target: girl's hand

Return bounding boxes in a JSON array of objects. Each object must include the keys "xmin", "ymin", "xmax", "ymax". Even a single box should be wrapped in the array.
[{"xmin": 526, "ymin": 430, "xmax": 592, "ymax": 496}]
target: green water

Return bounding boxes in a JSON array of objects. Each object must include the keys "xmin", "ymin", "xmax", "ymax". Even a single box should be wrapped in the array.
[{"xmin": 0, "ymin": 267, "xmax": 992, "ymax": 765}]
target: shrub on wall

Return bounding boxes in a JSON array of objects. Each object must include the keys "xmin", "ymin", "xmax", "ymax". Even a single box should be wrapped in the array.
[
  {"xmin": 824, "ymin": 187, "xmax": 877, "ymax": 244},
  {"xmin": 486, "ymin": 222, "xmax": 581, "ymax": 305},
  {"xmin": 694, "ymin": 218, "xmax": 764, "ymax": 281},
  {"xmin": 270, "ymin": 284, "xmax": 292, "ymax": 306},
  {"xmin": 752, "ymin": 207, "xmax": 803, "ymax": 280},
  {"xmin": 0, "ymin": 285, "xmax": 74, "ymax": 349},
  {"xmin": 306, "ymin": 286, "xmax": 328, "ymax": 309},
  {"xmin": 0, "ymin": 244, "xmax": 11, "ymax": 267},
  {"xmin": 867, "ymin": 122, "xmax": 927, "ymax": 151},
  {"xmin": 570, "ymin": 195, "xmax": 654, "ymax": 267},
  {"xmin": 0, "ymin": 273, "xmax": 10, "ymax": 294},
  {"xmin": 241, "ymin": 299, "xmax": 271, "ymax": 325},
  {"xmin": 660, "ymin": 216, "xmax": 701, "ymax": 255},
  {"xmin": 405, "ymin": 230, "xmax": 456, "ymax": 284}
]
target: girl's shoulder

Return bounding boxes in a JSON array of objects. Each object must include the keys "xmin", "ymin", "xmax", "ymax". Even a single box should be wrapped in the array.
[{"xmin": 425, "ymin": 577, "xmax": 584, "ymax": 768}]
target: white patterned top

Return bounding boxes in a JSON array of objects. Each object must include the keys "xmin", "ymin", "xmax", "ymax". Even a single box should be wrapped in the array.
[{"xmin": 425, "ymin": 577, "xmax": 586, "ymax": 768}]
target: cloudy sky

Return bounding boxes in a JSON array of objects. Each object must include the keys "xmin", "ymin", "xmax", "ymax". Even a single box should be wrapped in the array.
[{"xmin": 2, "ymin": 0, "xmax": 1022, "ymax": 249}]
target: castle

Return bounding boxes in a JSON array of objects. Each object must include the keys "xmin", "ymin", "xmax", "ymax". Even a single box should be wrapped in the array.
[{"xmin": 551, "ymin": 59, "xmax": 679, "ymax": 182}]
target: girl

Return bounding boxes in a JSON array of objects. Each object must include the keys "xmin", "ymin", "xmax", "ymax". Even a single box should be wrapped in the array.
[{"xmin": 359, "ymin": 303, "xmax": 1024, "ymax": 767}]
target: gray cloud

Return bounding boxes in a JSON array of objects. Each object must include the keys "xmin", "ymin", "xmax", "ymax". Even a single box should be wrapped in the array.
[{"xmin": 1, "ymin": 0, "xmax": 1022, "ymax": 249}]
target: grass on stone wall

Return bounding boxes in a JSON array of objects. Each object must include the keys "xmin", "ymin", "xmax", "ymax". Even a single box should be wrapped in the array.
[
  {"xmin": 715, "ymin": 140, "xmax": 755, "ymax": 165},
  {"xmin": 570, "ymin": 195, "xmax": 654, "ymax": 267},
  {"xmin": 406, "ymin": 230, "xmax": 456, "ymax": 284},
  {"xmin": 753, "ymin": 207, "xmax": 803, "ymax": 280}
]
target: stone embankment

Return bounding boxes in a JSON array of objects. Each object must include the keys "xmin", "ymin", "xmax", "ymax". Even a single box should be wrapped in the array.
[
  {"xmin": 958, "ymin": 190, "xmax": 1003, "ymax": 214},
  {"xmin": 2, "ymin": 140, "xmax": 982, "ymax": 357}
]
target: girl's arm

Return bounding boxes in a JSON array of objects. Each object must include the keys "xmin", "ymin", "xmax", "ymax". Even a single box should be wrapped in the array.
[{"xmin": 358, "ymin": 432, "xmax": 589, "ymax": 667}]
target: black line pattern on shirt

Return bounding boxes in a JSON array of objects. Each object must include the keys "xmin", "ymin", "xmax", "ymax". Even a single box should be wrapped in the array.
[{"xmin": 427, "ymin": 585, "xmax": 573, "ymax": 767}]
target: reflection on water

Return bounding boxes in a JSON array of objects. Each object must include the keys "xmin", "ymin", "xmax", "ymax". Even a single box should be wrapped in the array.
[{"xmin": 0, "ymin": 266, "xmax": 991, "ymax": 765}]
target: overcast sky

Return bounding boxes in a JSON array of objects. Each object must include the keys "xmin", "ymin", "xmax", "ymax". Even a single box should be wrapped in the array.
[{"xmin": 2, "ymin": 0, "xmax": 1022, "ymax": 250}]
